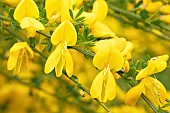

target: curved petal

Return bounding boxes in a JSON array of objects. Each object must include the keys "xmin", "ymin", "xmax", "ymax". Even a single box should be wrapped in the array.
[
  {"xmin": 10, "ymin": 42, "xmax": 27, "ymax": 52},
  {"xmin": 105, "ymin": 71, "xmax": 116, "ymax": 100},
  {"xmin": 91, "ymin": 22, "xmax": 115, "ymax": 38},
  {"xmin": 26, "ymin": 44, "xmax": 34, "ymax": 58},
  {"xmin": 92, "ymin": 38, "xmax": 126, "ymax": 53},
  {"xmin": 122, "ymin": 41, "xmax": 134, "ymax": 56},
  {"xmin": 93, "ymin": 46, "xmax": 124, "ymax": 71},
  {"xmin": 124, "ymin": 79, "xmax": 145, "ymax": 106},
  {"xmin": 136, "ymin": 67, "xmax": 149, "ymax": 80},
  {"xmin": 81, "ymin": 12, "xmax": 96, "ymax": 26},
  {"xmin": 51, "ymin": 20, "xmax": 77, "ymax": 46},
  {"xmin": 44, "ymin": 44, "xmax": 62, "ymax": 73},
  {"xmin": 65, "ymin": 49, "xmax": 73, "ymax": 77},
  {"xmin": 14, "ymin": 0, "xmax": 39, "ymax": 22},
  {"xmin": 92, "ymin": 0, "xmax": 108, "ymax": 21},
  {"xmin": 90, "ymin": 70, "xmax": 104, "ymax": 98},
  {"xmin": 55, "ymin": 56, "xmax": 65, "ymax": 77},
  {"xmin": 7, "ymin": 50, "xmax": 20, "ymax": 70},
  {"xmin": 20, "ymin": 17, "xmax": 45, "ymax": 30}
]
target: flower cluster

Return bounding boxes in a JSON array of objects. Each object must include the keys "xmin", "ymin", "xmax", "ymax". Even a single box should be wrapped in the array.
[{"xmin": 2, "ymin": 0, "xmax": 169, "ymax": 112}]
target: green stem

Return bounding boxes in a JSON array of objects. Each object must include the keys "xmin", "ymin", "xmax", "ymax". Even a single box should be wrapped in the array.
[
  {"xmin": 0, "ymin": 15, "xmax": 11, "ymax": 22},
  {"xmin": 36, "ymin": 30, "xmax": 51, "ymax": 38},
  {"xmin": 65, "ymin": 73, "xmax": 112, "ymax": 113}
]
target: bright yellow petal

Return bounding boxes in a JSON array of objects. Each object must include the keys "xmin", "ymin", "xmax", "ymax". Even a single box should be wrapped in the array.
[
  {"xmin": 91, "ymin": 22, "xmax": 115, "ymax": 38},
  {"xmin": 157, "ymin": 54, "xmax": 169, "ymax": 61},
  {"xmin": 51, "ymin": 20, "xmax": 77, "ymax": 46},
  {"xmin": 45, "ymin": 0, "xmax": 61, "ymax": 22},
  {"xmin": 81, "ymin": 12, "xmax": 96, "ymax": 26},
  {"xmin": 93, "ymin": 46, "xmax": 124, "ymax": 71},
  {"xmin": 90, "ymin": 70, "xmax": 104, "ymax": 98},
  {"xmin": 20, "ymin": 17, "xmax": 45, "ymax": 30},
  {"xmin": 60, "ymin": 0, "xmax": 72, "ymax": 22},
  {"xmin": 122, "ymin": 41, "xmax": 134, "ymax": 56},
  {"xmin": 14, "ymin": 0, "xmax": 39, "ymax": 22},
  {"xmin": 147, "ymin": 77, "xmax": 167, "ymax": 103},
  {"xmin": 105, "ymin": 71, "xmax": 116, "ymax": 100},
  {"xmin": 146, "ymin": 2, "xmax": 162, "ymax": 13},
  {"xmin": 123, "ymin": 60, "xmax": 130, "ymax": 73},
  {"xmin": 26, "ymin": 44, "xmax": 34, "ymax": 58},
  {"xmin": 7, "ymin": 50, "xmax": 20, "ymax": 70},
  {"xmin": 136, "ymin": 67, "xmax": 149, "ymax": 80},
  {"xmin": 55, "ymin": 56, "xmax": 65, "ymax": 77},
  {"xmin": 10, "ymin": 42, "xmax": 27, "ymax": 52},
  {"xmin": 92, "ymin": 38, "xmax": 126, "ymax": 53},
  {"xmin": 124, "ymin": 79, "xmax": 145, "ymax": 106},
  {"xmin": 44, "ymin": 44, "xmax": 62, "ymax": 73},
  {"xmin": 65, "ymin": 49, "xmax": 73, "ymax": 77},
  {"xmin": 92, "ymin": 0, "xmax": 108, "ymax": 21},
  {"xmin": 13, "ymin": 49, "xmax": 24, "ymax": 75}
]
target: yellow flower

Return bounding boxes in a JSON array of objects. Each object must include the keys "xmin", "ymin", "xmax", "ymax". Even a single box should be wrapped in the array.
[
  {"xmin": 20, "ymin": 17, "xmax": 45, "ymax": 38},
  {"xmin": 2, "ymin": 0, "xmax": 21, "ymax": 7},
  {"xmin": 160, "ymin": 15, "xmax": 170, "ymax": 24},
  {"xmin": 160, "ymin": 5, "xmax": 170, "ymax": 14},
  {"xmin": 7, "ymin": 42, "xmax": 34, "ymax": 75},
  {"xmin": 146, "ymin": 2, "xmax": 162, "ymax": 13},
  {"xmin": 90, "ymin": 46, "xmax": 124, "ymax": 102},
  {"xmin": 92, "ymin": 0, "xmax": 108, "ymax": 21},
  {"xmin": 44, "ymin": 20, "xmax": 77, "ymax": 77},
  {"xmin": 14, "ymin": 0, "xmax": 39, "ymax": 22},
  {"xmin": 45, "ymin": 0, "xmax": 72, "ymax": 23},
  {"xmin": 124, "ymin": 54, "xmax": 169, "ymax": 106},
  {"xmin": 14, "ymin": 0, "xmax": 44, "ymax": 38}
]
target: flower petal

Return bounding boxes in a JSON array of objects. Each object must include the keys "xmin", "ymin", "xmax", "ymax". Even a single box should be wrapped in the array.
[
  {"xmin": 55, "ymin": 56, "xmax": 65, "ymax": 77},
  {"xmin": 90, "ymin": 70, "xmax": 104, "ymax": 98},
  {"xmin": 51, "ymin": 20, "xmax": 77, "ymax": 46},
  {"xmin": 105, "ymin": 71, "xmax": 116, "ymax": 100},
  {"xmin": 91, "ymin": 22, "xmax": 115, "ymax": 38},
  {"xmin": 20, "ymin": 17, "xmax": 45, "ymax": 30},
  {"xmin": 136, "ymin": 67, "xmax": 149, "ymax": 80},
  {"xmin": 93, "ymin": 46, "xmax": 124, "ymax": 71},
  {"xmin": 92, "ymin": 0, "xmax": 108, "ymax": 21},
  {"xmin": 44, "ymin": 44, "xmax": 62, "ymax": 73},
  {"xmin": 14, "ymin": 0, "xmax": 39, "ymax": 22},
  {"xmin": 10, "ymin": 42, "xmax": 27, "ymax": 52},
  {"xmin": 124, "ymin": 79, "xmax": 145, "ymax": 106},
  {"xmin": 65, "ymin": 49, "xmax": 73, "ymax": 77},
  {"xmin": 7, "ymin": 50, "xmax": 20, "ymax": 70},
  {"xmin": 92, "ymin": 38, "xmax": 126, "ymax": 53}
]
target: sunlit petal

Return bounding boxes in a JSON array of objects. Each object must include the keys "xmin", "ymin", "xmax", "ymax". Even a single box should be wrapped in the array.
[
  {"xmin": 10, "ymin": 42, "xmax": 27, "ymax": 52},
  {"xmin": 91, "ymin": 22, "xmax": 115, "ymax": 38},
  {"xmin": 55, "ymin": 56, "xmax": 65, "ymax": 77},
  {"xmin": 105, "ymin": 71, "xmax": 116, "ymax": 100},
  {"xmin": 92, "ymin": 0, "xmax": 108, "ymax": 21},
  {"xmin": 44, "ymin": 44, "xmax": 62, "ymax": 73},
  {"xmin": 7, "ymin": 50, "xmax": 20, "ymax": 70},
  {"xmin": 90, "ymin": 70, "xmax": 104, "ymax": 98},
  {"xmin": 124, "ymin": 79, "xmax": 145, "ymax": 106},
  {"xmin": 93, "ymin": 46, "xmax": 124, "ymax": 71},
  {"xmin": 51, "ymin": 20, "xmax": 77, "ymax": 46},
  {"xmin": 65, "ymin": 49, "xmax": 73, "ymax": 77},
  {"xmin": 14, "ymin": 0, "xmax": 39, "ymax": 22}
]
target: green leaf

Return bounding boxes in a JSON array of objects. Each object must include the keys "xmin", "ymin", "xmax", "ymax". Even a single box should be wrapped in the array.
[
  {"xmin": 69, "ymin": 9, "xmax": 74, "ymax": 19},
  {"xmin": 136, "ymin": 59, "xmax": 146, "ymax": 70},
  {"xmin": 0, "ymin": 20, "xmax": 4, "ymax": 32},
  {"xmin": 75, "ymin": 6, "xmax": 84, "ymax": 19},
  {"xmin": 75, "ymin": 17, "xmax": 85, "ymax": 22},
  {"xmin": 46, "ymin": 41, "xmax": 53, "ymax": 52},
  {"xmin": 140, "ymin": 10, "xmax": 148, "ymax": 20},
  {"xmin": 8, "ymin": 8, "xmax": 15, "ymax": 21}
]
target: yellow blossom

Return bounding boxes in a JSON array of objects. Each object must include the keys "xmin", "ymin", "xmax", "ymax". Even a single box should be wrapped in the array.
[
  {"xmin": 20, "ymin": 17, "xmax": 45, "ymax": 38},
  {"xmin": 14, "ymin": 0, "xmax": 39, "ymax": 22},
  {"xmin": 7, "ymin": 42, "xmax": 34, "ymax": 75},
  {"xmin": 13, "ymin": 0, "xmax": 44, "ymax": 38},
  {"xmin": 146, "ymin": 2, "xmax": 162, "ymax": 13},
  {"xmin": 2, "ymin": 0, "xmax": 21, "ymax": 7},
  {"xmin": 45, "ymin": 0, "xmax": 72, "ymax": 23},
  {"xmin": 44, "ymin": 20, "xmax": 77, "ymax": 77},
  {"xmin": 92, "ymin": 0, "xmax": 108, "ymax": 21},
  {"xmin": 160, "ymin": 5, "xmax": 170, "ymax": 14},
  {"xmin": 124, "ymin": 54, "xmax": 169, "ymax": 106},
  {"xmin": 160, "ymin": 15, "xmax": 170, "ymax": 24},
  {"xmin": 90, "ymin": 45, "xmax": 124, "ymax": 102}
]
